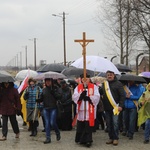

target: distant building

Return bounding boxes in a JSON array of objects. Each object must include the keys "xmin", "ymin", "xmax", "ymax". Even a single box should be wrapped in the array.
[
  {"xmin": 39, "ymin": 60, "xmax": 46, "ymax": 66},
  {"xmin": 138, "ymin": 56, "xmax": 149, "ymax": 73}
]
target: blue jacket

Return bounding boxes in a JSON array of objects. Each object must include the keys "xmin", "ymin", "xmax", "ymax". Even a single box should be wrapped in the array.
[{"xmin": 124, "ymin": 84, "xmax": 144, "ymax": 109}]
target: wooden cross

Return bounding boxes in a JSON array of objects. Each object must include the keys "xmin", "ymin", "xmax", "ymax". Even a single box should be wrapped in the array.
[{"xmin": 74, "ymin": 32, "xmax": 94, "ymax": 82}]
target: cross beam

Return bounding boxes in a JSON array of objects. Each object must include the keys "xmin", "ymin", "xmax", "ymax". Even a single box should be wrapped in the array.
[{"xmin": 74, "ymin": 32, "xmax": 94, "ymax": 81}]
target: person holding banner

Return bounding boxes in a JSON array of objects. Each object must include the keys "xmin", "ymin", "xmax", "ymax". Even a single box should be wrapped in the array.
[
  {"xmin": 100, "ymin": 70, "xmax": 125, "ymax": 146},
  {"xmin": 72, "ymin": 73, "xmax": 100, "ymax": 147}
]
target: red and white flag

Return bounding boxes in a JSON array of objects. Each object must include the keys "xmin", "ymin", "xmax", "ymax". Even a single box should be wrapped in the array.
[{"xmin": 18, "ymin": 70, "xmax": 30, "ymax": 94}]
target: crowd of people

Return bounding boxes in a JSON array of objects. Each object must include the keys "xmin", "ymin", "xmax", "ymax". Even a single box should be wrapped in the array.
[{"xmin": 0, "ymin": 70, "xmax": 150, "ymax": 148}]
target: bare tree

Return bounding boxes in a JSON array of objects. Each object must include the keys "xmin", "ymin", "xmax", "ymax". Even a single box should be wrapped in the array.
[
  {"xmin": 97, "ymin": 0, "xmax": 137, "ymax": 65},
  {"xmin": 130, "ymin": 0, "xmax": 150, "ymax": 70}
]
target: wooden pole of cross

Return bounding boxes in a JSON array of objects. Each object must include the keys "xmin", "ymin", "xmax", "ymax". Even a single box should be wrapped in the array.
[
  {"xmin": 74, "ymin": 32, "xmax": 94, "ymax": 82},
  {"xmin": 74, "ymin": 32, "xmax": 94, "ymax": 120}
]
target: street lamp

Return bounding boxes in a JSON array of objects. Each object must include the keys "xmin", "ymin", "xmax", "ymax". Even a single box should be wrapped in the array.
[
  {"xmin": 20, "ymin": 51, "xmax": 22, "ymax": 70},
  {"xmin": 52, "ymin": 12, "xmax": 67, "ymax": 66},
  {"xmin": 22, "ymin": 46, "xmax": 28, "ymax": 69},
  {"xmin": 15, "ymin": 53, "xmax": 19, "ymax": 72},
  {"xmin": 110, "ymin": 56, "xmax": 117, "ymax": 62},
  {"xmin": 29, "ymin": 38, "xmax": 37, "ymax": 71},
  {"xmin": 136, "ymin": 53, "xmax": 144, "ymax": 75}
]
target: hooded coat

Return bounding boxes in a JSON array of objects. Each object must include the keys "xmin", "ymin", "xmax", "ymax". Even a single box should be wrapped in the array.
[
  {"xmin": 0, "ymin": 82, "xmax": 21, "ymax": 115},
  {"xmin": 138, "ymin": 83, "xmax": 150, "ymax": 126}
]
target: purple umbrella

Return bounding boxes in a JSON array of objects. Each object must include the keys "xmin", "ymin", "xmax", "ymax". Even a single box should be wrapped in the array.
[{"xmin": 139, "ymin": 72, "xmax": 150, "ymax": 78}]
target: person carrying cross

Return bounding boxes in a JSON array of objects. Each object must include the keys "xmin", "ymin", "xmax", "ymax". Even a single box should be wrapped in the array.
[{"xmin": 72, "ymin": 73, "xmax": 100, "ymax": 147}]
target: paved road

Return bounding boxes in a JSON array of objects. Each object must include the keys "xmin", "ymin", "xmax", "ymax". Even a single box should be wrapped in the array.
[{"xmin": 0, "ymin": 116, "xmax": 149, "ymax": 150}]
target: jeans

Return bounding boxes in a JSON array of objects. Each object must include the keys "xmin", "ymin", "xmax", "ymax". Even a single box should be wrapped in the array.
[
  {"xmin": 2, "ymin": 115, "xmax": 20, "ymax": 137},
  {"xmin": 123, "ymin": 108, "xmax": 137, "ymax": 137},
  {"xmin": 105, "ymin": 110, "xmax": 119, "ymax": 140},
  {"xmin": 144, "ymin": 119, "xmax": 150, "ymax": 141},
  {"xmin": 43, "ymin": 108, "xmax": 60, "ymax": 139}
]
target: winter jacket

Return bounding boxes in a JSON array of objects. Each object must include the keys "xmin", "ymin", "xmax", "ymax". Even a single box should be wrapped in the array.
[
  {"xmin": 101, "ymin": 78, "xmax": 125, "ymax": 111},
  {"xmin": 41, "ymin": 85, "xmax": 61, "ymax": 109},
  {"xmin": 0, "ymin": 83, "xmax": 21, "ymax": 115},
  {"xmin": 59, "ymin": 85, "xmax": 72, "ymax": 112},
  {"xmin": 124, "ymin": 84, "xmax": 144, "ymax": 109}
]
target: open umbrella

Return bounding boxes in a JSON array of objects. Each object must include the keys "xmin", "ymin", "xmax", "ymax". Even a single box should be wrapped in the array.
[
  {"xmin": 118, "ymin": 74, "xmax": 146, "ymax": 83},
  {"xmin": 138, "ymin": 72, "xmax": 150, "ymax": 83},
  {"xmin": 37, "ymin": 63, "xmax": 67, "ymax": 73},
  {"xmin": 0, "ymin": 71, "xmax": 15, "ymax": 83},
  {"xmin": 71, "ymin": 55, "xmax": 120, "ymax": 74},
  {"xmin": 33, "ymin": 71, "xmax": 67, "ymax": 80},
  {"xmin": 139, "ymin": 72, "xmax": 150, "ymax": 78},
  {"xmin": 15, "ymin": 69, "xmax": 38, "ymax": 81},
  {"xmin": 115, "ymin": 64, "xmax": 132, "ymax": 72},
  {"xmin": 61, "ymin": 67, "xmax": 94, "ymax": 79}
]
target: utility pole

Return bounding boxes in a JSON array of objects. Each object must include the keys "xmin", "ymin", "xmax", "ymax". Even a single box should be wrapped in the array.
[
  {"xmin": 52, "ymin": 12, "xmax": 68, "ymax": 66},
  {"xmin": 20, "ymin": 51, "xmax": 22, "ymax": 70},
  {"xmin": 22, "ymin": 45, "xmax": 28, "ymax": 69},
  {"xmin": 25, "ymin": 45, "xmax": 27, "ymax": 69},
  {"xmin": 63, "ymin": 12, "xmax": 66, "ymax": 66},
  {"xmin": 34, "ymin": 38, "xmax": 37, "ymax": 71},
  {"xmin": 29, "ymin": 38, "xmax": 37, "ymax": 71},
  {"xmin": 16, "ymin": 53, "xmax": 19, "ymax": 71}
]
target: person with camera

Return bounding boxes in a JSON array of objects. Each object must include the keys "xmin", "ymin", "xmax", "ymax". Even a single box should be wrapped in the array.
[{"xmin": 72, "ymin": 74, "xmax": 100, "ymax": 147}]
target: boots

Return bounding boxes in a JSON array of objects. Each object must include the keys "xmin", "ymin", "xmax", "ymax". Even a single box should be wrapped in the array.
[
  {"xmin": 44, "ymin": 138, "xmax": 51, "ymax": 144},
  {"xmin": 113, "ymin": 140, "xmax": 118, "ymax": 146},
  {"xmin": 29, "ymin": 121, "xmax": 34, "ymax": 136},
  {"xmin": 32, "ymin": 121, "xmax": 38, "ymax": 136},
  {"xmin": 29, "ymin": 121, "xmax": 38, "ymax": 136},
  {"xmin": 106, "ymin": 139, "xmax": 113, "ymax": 144},
  {"xmin": 56, "ymin": 133, "xmax": 61, "ymax": 141}
]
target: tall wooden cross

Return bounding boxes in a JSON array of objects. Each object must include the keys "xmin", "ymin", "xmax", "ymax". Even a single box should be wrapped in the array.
[{"xmin": 74, "ymin": 32, "xmax": 94, "ymax": 82}]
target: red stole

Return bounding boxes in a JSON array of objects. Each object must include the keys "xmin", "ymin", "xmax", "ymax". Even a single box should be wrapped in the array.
[{"xmin": 77, "ymin": 83, "xmax": 95, "ymax": 126}]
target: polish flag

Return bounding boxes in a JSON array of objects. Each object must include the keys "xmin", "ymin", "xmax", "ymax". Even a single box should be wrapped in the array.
[{"xmin": 18, "ymin": 71, "xmax": 29, "ymax": 94}]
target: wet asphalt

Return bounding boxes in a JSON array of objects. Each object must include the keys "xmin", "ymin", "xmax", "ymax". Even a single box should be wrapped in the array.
[{"xmin": 0, "ymin": 116, "xmax": 149, "ymax": 150}]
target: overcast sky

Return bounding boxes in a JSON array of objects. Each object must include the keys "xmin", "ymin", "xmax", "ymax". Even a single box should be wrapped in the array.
[{"xmin": 0, "ymin": 0, "xmax": 114, "ymax": 67}]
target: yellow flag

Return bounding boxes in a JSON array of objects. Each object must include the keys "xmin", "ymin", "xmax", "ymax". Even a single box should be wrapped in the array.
[{"xmin": 20, "ymin": 91, "xmax": 27, "ymax": 123}]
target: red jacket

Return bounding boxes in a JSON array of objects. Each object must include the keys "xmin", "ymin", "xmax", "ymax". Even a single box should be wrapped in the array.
[{"xmin": 0, "ymin": 85, "xmax": 21, "ymax": 115}]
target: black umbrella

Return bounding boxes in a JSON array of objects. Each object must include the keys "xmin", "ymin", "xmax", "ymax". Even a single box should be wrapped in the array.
[
  {"xmin": 37, "ymin": 63, "xmax": 67, "ymax": 73},
  {"xmin": 97, "ymin": 72, "xmax": 106, "ymax": 77},
  {"xmin": 61, "ymin": 67, "xmax": 94, "ymax": 79},
  {"xmin": 118, "ymin": 74, "xmax": 146, "ymax": 83},
  {"xmin": 115, "ymin": 64, "xmax": 132, "ymax": 72},
  {"xmin": 0, "ymin": 71, "xmax": 15, "ymax": 83}
]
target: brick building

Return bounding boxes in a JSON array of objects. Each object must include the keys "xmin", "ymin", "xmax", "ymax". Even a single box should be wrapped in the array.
[{"xmin": 138, "ymin": 56, "xmax": 149, "ymax": 73}]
